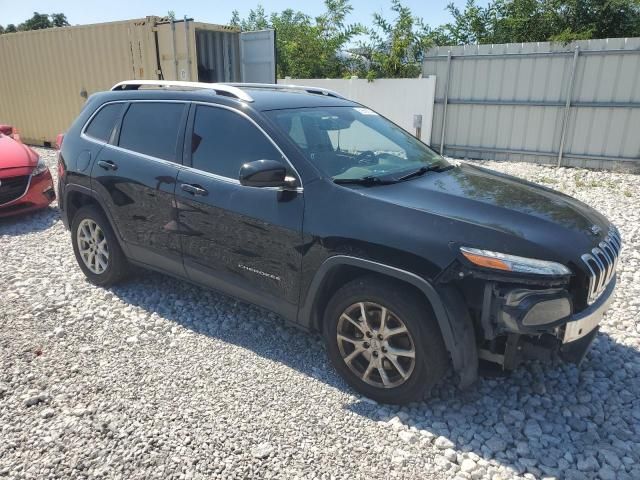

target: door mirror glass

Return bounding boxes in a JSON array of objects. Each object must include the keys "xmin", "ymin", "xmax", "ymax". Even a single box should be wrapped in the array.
[{"xmin": 239, "ymin": 159, "xmax": 288, "ymax": 188}]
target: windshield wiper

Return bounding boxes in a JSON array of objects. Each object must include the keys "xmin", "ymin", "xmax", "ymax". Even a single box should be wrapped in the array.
[
  {"xmin": 333, "ymin": 175, "xmax": 395, "ymax": 186},
  {"xmin": 394, "ymin": 164, "xmax": 449, "ymax": 182}
]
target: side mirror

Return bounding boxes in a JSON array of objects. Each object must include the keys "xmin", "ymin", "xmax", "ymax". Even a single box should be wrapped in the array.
[{"xmin": 239, "ymin": 159, "xmax": 290, "ymax": 188}]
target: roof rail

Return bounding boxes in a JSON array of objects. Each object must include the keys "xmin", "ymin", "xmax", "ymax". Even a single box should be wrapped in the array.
[
  {"xmin": 224, "ymin": 82, "xmax": 347, "ymax": 100},
  {"xmin": 110, "ymin": 80, "xmax": 254, "ymax": 102}
]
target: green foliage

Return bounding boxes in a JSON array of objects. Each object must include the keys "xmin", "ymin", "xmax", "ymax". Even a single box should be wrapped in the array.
[
  {"xmin": 50, "ymin": 13, "xmax": 70, "ymax": 28},
  {"xmin": 231, "ymin": 1, "xmax": 363, "ymax": 78},
  {"xmin": 1, "ymin": 12, "xmax": 69, "ymax": 34},
  {"xmin": 356, "ymin": 0, "xmax": 435, "ymax": 78},
  {"xmin": 229, "ymin": 0, "xmax": 640, "ymax": 79},
  {"xmin": 18, "ymin": 12, "xmax": 52, "ymax": 31},
  {"xmin": 441, "ymin": 0, "xmax": 640, "ymax": 45}
]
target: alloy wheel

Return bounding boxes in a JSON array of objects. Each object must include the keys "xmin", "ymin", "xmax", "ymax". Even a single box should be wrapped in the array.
[
  {"xmin": 336, "ymin": 302, "xmax": 416, "ymax": 389},
  {"xmin": 76, "ymin": 218, "xmax": 109, "ymax": 274}
]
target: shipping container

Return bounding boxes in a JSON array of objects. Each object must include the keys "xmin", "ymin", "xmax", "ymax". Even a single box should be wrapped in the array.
[{"xmin": 0, "ymin": 16, "xmax": 276, "ymax": 145}]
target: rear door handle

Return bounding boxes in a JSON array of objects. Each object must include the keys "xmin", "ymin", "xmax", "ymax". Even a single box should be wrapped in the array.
[
  {"xmin": 97, "ymin": 160, "xmax": 118, "ymax": 171},
  {"xmin": 181, "ymin": 183, "xmax": 208, "ymax": 196}
]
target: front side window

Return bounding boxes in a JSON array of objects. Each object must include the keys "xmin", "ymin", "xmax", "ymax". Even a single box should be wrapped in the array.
[
  {"xmin": 191, "ymin": 105, "xmax": 284, "ymax": 179},
  {"xmin": 85, "ymin": 103, "xmax": 125, "ymax": 142},
  {"xmin": 266, "ymin": 106, "xmax": 447, "ymax": 182},
  {"xmin": 118, "ymin": 102, "xmax": 186, "ymax": 162}
]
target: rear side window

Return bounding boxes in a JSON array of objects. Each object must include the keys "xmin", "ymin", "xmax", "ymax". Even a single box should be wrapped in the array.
[
  {"xmin": 191, "ymin": 105, "xmax": 283, "ymax": 178},
  {"xmin": 118, "ymin": 102, "xmax": 186, "ymax": 162},
  {"xmin": 84, "ymin": 103, "xmax": 124, "ymax": 142}
]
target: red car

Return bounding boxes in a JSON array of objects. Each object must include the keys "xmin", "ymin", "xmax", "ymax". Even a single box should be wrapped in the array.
[{"xmin": 0, "ymin": 125, "xmax": 56, "ymax": 217}]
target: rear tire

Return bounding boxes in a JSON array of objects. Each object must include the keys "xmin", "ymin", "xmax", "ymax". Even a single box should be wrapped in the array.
[
  {"xmin": 323, "ymin": 276, "xmax": 448, "ymax": 404},
  {"xmin": 71, "ymin": 205, "xmax": 128, "ymax": 286}
]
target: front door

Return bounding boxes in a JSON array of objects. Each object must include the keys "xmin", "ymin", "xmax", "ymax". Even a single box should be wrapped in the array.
[
  {"xmin": 176, "ymin": 104, "xmax": 304, "ymax": 320},
  {"xmin": 91, "ymin": 101, "xmax": 188, "ymax": 276}
]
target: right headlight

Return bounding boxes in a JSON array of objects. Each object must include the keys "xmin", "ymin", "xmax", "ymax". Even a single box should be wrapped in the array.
[
  {"xmin": 460, "ymin": 247, "xmax": 571, "ymax": 276},
  {"xmin": 32, "ymin": 157, "xmax": 48, "ymax": 176}
]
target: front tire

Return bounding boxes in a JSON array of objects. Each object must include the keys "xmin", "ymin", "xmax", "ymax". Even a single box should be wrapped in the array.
[
  {"xmin": 324, "ymin": 276, "xmax": 448, "ymax": 404},
  {"xmin": 71, "ymin": 205, "xmax": 128, "ymax": 286}
]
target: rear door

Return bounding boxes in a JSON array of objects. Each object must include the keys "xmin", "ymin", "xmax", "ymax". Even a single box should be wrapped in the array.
[
  {"xmin": 90, "ymin": 101, "xmax": 188, "ymax": 276},
  {"xmin": 176, "ymin": 103, "xmax": 304, "ymax": 320}
]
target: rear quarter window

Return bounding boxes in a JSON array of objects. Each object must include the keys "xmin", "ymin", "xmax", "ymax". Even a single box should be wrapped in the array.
[{"xmin": 84, "ymin": 103, "xmax": 125, "ymax": 142}]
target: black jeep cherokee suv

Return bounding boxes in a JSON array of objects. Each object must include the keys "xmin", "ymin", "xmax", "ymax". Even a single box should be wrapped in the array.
[{"xmin": 58, "ymin": 80, "xmax": 621, "ymax": 404}]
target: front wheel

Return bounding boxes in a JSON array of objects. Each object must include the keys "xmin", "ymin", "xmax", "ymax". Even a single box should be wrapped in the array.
[{"xmin": 324, "ymin": 276, "xmax": 448, "ymax": 404}]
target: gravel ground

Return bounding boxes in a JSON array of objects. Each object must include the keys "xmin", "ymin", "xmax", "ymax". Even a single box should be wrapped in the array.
[{"xmin": 1, "ymin": 148, "xmax": 639, "ymax": 480}]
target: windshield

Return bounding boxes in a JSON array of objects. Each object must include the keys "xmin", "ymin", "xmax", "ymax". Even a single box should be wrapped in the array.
[{"xmin": 265, "ymin": 106, "xmax": 448, "ymax": 182}]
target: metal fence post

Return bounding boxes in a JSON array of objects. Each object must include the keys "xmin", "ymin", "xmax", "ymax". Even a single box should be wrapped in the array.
[
  {"xmin": 439, "ymin": 50, "xmax": 452, "ymax": 155},
  {"xmin": 557, "ymin": 46, "xmax": 580, "ymax": 167}
]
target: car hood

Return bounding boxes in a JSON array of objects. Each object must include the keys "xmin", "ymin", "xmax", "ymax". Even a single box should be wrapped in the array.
[
  {"xmin": 357, "ymin": 163, "xmax": 609, "ymax": 251},
  {"xmin": 0, "ymin": 135, "xmax": 38, "ymax": 174}
]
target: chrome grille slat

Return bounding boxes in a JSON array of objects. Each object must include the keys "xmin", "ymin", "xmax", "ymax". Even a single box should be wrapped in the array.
[{"xmin": 582, "ymin": 226, "xmax": 622, "ymax": 304}]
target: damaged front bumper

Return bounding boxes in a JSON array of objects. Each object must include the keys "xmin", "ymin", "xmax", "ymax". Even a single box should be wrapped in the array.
[{"xmin": 479, "ymin": 275, "xmax": 616, "ymax": 369}]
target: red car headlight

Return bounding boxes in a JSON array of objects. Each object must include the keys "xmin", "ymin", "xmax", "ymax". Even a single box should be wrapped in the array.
[{"xmin": 32, "ymin": 157, "xmax": 48, "ymax": 176}]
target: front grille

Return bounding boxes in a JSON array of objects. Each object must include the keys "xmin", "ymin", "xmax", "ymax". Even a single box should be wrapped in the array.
[
  {"xmin": 0, "ymin": 175, "xmax": 30, "ymax": 205},
  {"xmin": 581, "ymin": 226, "xmax": 622, "ymax": 304}
]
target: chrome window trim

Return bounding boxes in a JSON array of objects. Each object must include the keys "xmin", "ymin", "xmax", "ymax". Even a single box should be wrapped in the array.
[{"xmin": 80, "ymin": 99, "xmax": 303, "ymax": 191}]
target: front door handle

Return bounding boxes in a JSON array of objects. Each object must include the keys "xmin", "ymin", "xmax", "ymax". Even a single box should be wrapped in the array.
[
  {"xmin": 97, "ymin": 160, "xmax": 118, "ymax": 171},
  {"xmin": 181, "ymin": 183, "xmax": 208, "ymax": 196}
]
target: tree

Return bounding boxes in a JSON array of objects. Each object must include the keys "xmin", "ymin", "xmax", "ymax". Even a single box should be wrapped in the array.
[
  {"xmin": 18, "ymin": 12, "xmax": 52, "ymax": 31},
  {"xmin": 358, "ymin": 0, "xmax": 435, "ymax": 79},
  {"xmin": 1, "ymin": 12, "xmax": 69, "ymax": 34},
  {"xmin": 440, "ymin": 0, "xmax": 640, "ymax": 45},
  {"xmin": 231, "ymin": 1, "xmax": 363, "ymax": 78},
  {"xmin": 50, "ymin": 13, "xmax": 70, "ymax": 28}
]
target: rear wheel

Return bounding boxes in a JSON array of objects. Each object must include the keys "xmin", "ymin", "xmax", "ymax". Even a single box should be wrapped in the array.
[
  {"xmin": 71, "ymin": 205, "xmax": 128, "ymax": 286},
  {"xmin": 324, "ymin": 276, "xmax": 448, "ymax": 404}
]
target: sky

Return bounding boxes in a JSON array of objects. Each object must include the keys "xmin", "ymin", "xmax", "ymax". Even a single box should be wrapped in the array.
[{"xmin": 0, "ymin": 0, "xmax": 471, "ymax": 30}]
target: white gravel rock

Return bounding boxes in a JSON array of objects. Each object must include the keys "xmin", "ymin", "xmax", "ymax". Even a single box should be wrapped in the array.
[
  {"xmin": 251, "ymin": 442, "xmax": 274, "ymax": 459},
  {"xmin": 461, "ymin": 458, "xmax": 477, "ymax": 472},
  {"xmin": 435, "ymin": 436, "xmax": 456, "ymax": 449},
  {"xmin": 1, "ymin": 149, "xmax": 639, "ymax": 479},
  {"xmin": 398, "ymin": 430, "xmax": 418, "ymax": 444},
  {"xmin": 40, "ymin": 407, "xmax": 55, "ymax": 419}
]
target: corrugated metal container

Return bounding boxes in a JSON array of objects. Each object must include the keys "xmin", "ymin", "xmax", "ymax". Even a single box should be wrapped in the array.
[
  {"xmin": 0, "ymin": 17, "xmax": 273, "ymax": 145},
  {"xmin": 423, "ymin": 38, "xmax": 640, "ymax": 171}
]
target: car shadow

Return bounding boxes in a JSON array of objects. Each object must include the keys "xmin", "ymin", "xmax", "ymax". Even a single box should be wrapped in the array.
[
  {"xmin": 109, "ymin": 269, "xmax": 639, "ymax": 479},
  {"xmin": 0, "ymin": 205, "xmax": 60, "ymax": 235}
]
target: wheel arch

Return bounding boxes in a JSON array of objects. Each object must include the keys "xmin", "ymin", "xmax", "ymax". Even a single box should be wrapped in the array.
[
  {"xmin": 63, "ymin": 186, "xmax": 114, "ymax": 232},
  {"xmin": 299, "ymin": 255, "xmax": 478, "ymax": 387}
]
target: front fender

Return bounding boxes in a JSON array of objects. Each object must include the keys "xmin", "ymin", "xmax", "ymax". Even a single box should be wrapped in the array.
[{"xmin": 299, "ymin": 255, "xmax": 478, "ymax": 387}]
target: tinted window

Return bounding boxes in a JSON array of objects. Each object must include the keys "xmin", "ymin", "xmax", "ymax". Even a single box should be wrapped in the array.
[
  {"xmin": 119, "ymin": 103, "xmax": 186, "ymax": 162},
  {"xmin": 85, "ymin": 103, "xmax": 124, "ymax": 142},
  {"xmin": 191, "ymin": 106, "xmax": 283, "ymax": 178}
]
